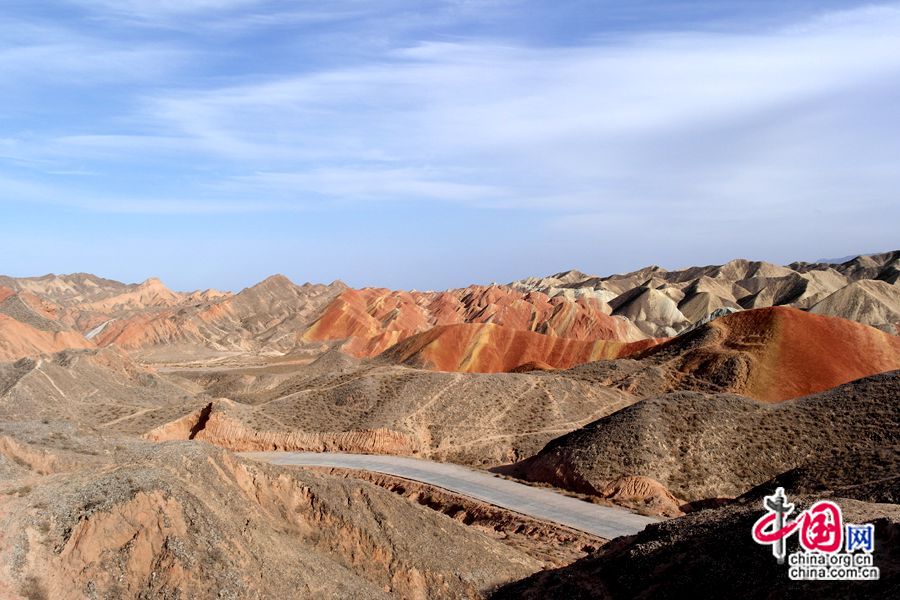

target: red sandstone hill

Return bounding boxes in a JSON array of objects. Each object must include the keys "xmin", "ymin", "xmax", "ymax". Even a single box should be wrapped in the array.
[
  {"xmin": 303, "ymin": 286, "xmax": 646, "ymax": 357},
  {"xmin": 379, "ymin": 322, "xmax": 662, "ymax": 373},
  {"xmin": 635, "ymin": 305, "xmax": 900, "ymax": 402},
  {"xmin": 0, "ymin": 287, "xmax": 95, "ymax": 360},
  {"xmin": 0, "ymin": 314, "xmax": 94, "ymax": 361}
]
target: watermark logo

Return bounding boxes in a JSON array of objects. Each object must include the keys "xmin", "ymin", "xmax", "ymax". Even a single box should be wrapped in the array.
[{"xmin": 751, "ymin": 487, "xmax": 879, "ymax": 581}]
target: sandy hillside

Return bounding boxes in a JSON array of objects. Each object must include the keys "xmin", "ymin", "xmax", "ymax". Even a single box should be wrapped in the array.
[
  {"xmin": 0, "ymin": 423, "xmax": 542, "ymax": 599},
  {"xmin": 629, "ymin": 306, "xmax": 900, "ymax": 401},
  {"xmin": 503, "ymin": 371, "xmax": 900, "ymax": 501},
  {"xmin": 154, "ymin": 353, "xmax": 640, "ymax": 465}
]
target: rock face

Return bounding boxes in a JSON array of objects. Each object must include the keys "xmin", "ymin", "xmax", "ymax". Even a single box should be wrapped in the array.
[
  {"xmin": 0, "ymin": 251, "xmax": 897, "ymax": 369},
  {"xmin": 303, "ymin": 285, "xmax": 646, "ymax": 358},
  {"xmin": 0, "ymin": 426, "xmax": 541, "ymax": 599},
  {"xmin": 0, "ymin": 273, "xmax": 344, "ymax": 362},
  {"xmin": 0, "ymin": 288, "xmax": 95, "ymax": 361},
  {"xmin": 633, "ymin": 306, "xmax": 900, "ymax": 402},
  {"xmin": 598, "ymin": 475, "xmax": 685, "ymax": 518},
  {"xmin": 77, "ymin": 277, "xmax": 184, "ymax": 312},
  {"xmin": 677, "ymin": 290, "xmax": 740, "ymax": 324},
  {"xmin": 0, "ymin": 253, "xmax": 898, "ymax": 599},
  {"xmin": 380, "ymin": 322, "xmax": 662, "ymax": 373},
  {"xmin": 503, "ymin": 372, "xmax": 900, "ymax": 501},
  {"xmin": 146, "ymin": 399, "xmax": 420, "ymax": 455}
]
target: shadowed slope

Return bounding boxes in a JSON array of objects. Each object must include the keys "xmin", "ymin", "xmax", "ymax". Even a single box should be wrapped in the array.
[{"xmin": 492, "ymin": 497, "xmax": 899, "ymax": 599}]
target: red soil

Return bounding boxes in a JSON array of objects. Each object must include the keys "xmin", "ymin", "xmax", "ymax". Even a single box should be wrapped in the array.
[
  {"xmin": 381, "ymin": 322, "xmax": 662, "ymax": 373},
  {"xmin": 0, "ymin": 314, "xmax": 94, "ymax": 361},
  {"xmin": 304, "ymin": 286, "xmax": 644, "ymax": 357},
  {"xmin": 642, "ymin": 306, "xmax": 900, "ymax": 402}
]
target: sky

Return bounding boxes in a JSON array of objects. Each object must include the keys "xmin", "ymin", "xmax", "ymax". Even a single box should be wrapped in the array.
[{"xmin": 1, "ymin": 0, "xmax": 898, "ymax": 291}]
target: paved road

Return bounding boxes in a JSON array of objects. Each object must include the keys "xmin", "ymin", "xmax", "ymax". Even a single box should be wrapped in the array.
[{"xmin": 241, "ymin": 452, "xmax": 659, "ymax": 539}]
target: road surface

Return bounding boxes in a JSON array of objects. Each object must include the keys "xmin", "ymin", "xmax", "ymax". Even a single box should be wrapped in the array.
[{"xmin": 241, "ymin": 452, "xmax": 659, "ymax": 539}]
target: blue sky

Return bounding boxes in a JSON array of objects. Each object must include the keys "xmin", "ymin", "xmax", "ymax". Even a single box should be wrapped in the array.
[{"xmin": 1, "ymin": 1, "xmax": 898, "ymax": 291}]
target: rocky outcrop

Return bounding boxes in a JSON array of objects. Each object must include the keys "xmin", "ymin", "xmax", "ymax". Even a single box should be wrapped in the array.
[
  {"xmin": 599, "ymin": 476, "xmax": 685, "ymax": 518},
  {"xmin": 379, "ymin": 322, "xmax": 662, "ymax": 373},
  {"xmin": 0, "ymin": 429, "xmax": 541, "ymax": 599},
  {"xmin": 146, "ymin": 401, "xmax": 420, "ymax": 454}
]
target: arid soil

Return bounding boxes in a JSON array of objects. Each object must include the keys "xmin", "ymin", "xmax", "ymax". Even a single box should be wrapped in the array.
[
  {"xmin": 0, "ymin": 252, "xmax": 898, "ymax": 598},
  {"xmin": 150, "ymin": 362, "xmax": 639, "ymax": 466},
  {"xmin": 630, "ymin": 306, "xmax": 900, "ymax": 401},
  {"xmin": 502, "ymin": 371, "xmax": 900, "ymax": 501},
  {"xmin": 0, "ymin": 348, "xmax": 204, "ymax": 434},
  {"xmin": 0, "ymin": 423, "xmax": 542, "ymax": 599},
  {"xmin": 379, "ymin": 322, "xmax": 661, "ymax": 372},
  {"xmin": 492, "ymin": 496, "xmax": 900, "ymax": 599},
  {"xmin": 307, "ymin": 467, "xmax": 603, "ymax": 567}
]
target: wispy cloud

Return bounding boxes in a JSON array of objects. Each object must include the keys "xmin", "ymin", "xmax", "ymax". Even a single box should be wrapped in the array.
[
  {"xmin": 66, "ymin": 0, "xmax": 266, "ymax": 19},
  {"xmin": 219, "ymin": 169, "xmax": 509, "ymax": 204},
  {"xmin": 0, "ymin": 17, "xmax": 186, "ymax": 84},
  {"xmin": 63, "ymin": 0, "xmax": 419, "ymax": 33},
  {"xmin": 76, "ymin": 3, "xmax": 896, "ymax": 214},
  {"xmin": 2, "ymin": 2, "xmax": 899, "ymax": 276}
]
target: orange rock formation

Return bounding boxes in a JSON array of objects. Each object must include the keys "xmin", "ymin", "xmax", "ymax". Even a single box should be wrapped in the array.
[
  {"xmin": 381, "ymin": 322, "xmax": 662, "ymax": 373},
  {"xmin": 640, "ymin": 306, "xmax": 900, "ymax": 401},
  {"xmin": 0, "ymin": 314, "xmax": 94, "ymax": 361},
  {"xmin": 303, "ymin": 286, "xmax": 645, "ymax": 357}
]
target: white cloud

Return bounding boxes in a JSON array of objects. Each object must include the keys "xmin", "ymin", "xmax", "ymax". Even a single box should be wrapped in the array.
[
  {"xmin": 97, "ymin": 4, "xmax": 898, "ymax": 214},
  {"xmin": 7, "ymin": 2, "xmax": 900, "ymax": 226},
  {"xmin": 220, "ymin": 169, "xmax": 509, "ymax": 204},
  {"xmin": 0, "ymin": 170, "xmax": 295, "ymax": 214},
  {"xmin": 68, "ymin": 0, "xmax": 265, "ymax": 18},
  {"xmin": 63, "ymin": 0, "xmax": 391, "ymax": 32},
  {"xmin": 0, "ymin": 18, "xmax": 184, "ymax": 83}
]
